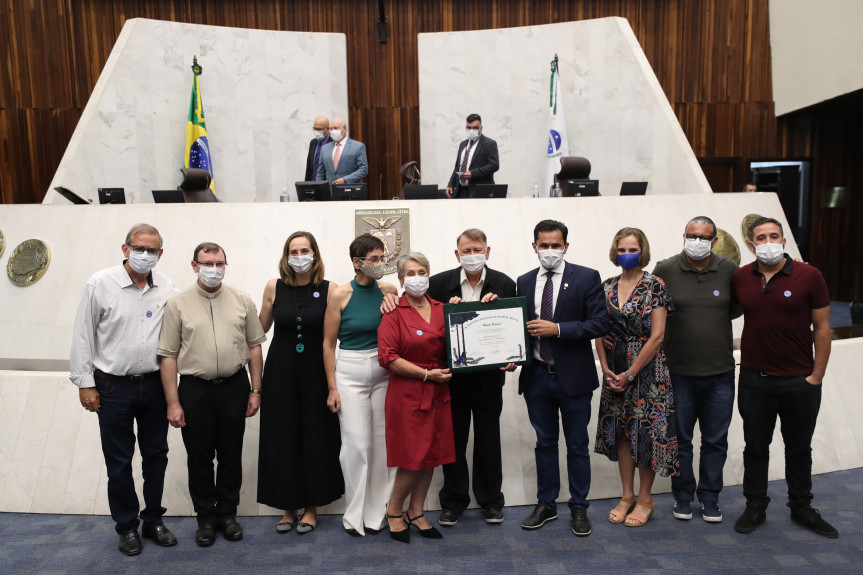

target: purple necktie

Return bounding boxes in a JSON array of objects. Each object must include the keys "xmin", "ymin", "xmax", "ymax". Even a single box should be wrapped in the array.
[{"xmin": 540, "ymin": 271, "xmax": 554, "ymax": 363}]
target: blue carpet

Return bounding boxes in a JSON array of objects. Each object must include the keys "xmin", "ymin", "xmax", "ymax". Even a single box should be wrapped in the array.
[{"xmin": 2, "ymin": 468, "xmax": 862, "ymax": 574}]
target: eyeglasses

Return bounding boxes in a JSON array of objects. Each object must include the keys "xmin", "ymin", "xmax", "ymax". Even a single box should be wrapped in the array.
[
  {"xmin": 685, "ymin": 234, "xmax": 715, "ymax": 242},
  {"xmin": 195, "ymin": 261, "xmax": 227, "ymax": 269},
  {"xmin": 358, "ymin": 256, "xmax": 388, "ymax": 264},
  {"xmin": 128, "ymin": 245, "xmax": 160, "ymax": 255}
]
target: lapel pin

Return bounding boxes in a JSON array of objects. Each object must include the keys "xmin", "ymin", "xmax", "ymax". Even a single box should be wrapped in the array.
[{"xmin": 564, "ymin": 283, "xmax": 569, "ymax": 289}]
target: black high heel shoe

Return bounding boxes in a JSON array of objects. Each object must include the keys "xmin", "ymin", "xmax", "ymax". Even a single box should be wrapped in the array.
[
  {"xmin": 407, "ymin": 513, "xmax": 443, "ymax": 539},
  {"xmin": 387, "ymin": 513, "xmax": 410, "ymax": 543}
]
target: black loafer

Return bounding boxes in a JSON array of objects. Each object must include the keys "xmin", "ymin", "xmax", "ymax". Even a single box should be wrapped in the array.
[
  {"xmin": 570, "ymin": 506, "xmax": 592, "ymax": 537},
  {"xmin": 195, "ymin": 522, "xmax": 216, "ymax": 547},
  {"xmin": 522, "ymin": 502, "xmax": 558, "ymax": 529},
  {"xmin": 142, "ymin": 524, "xmax": 178, "ymax": 547},
  {"xmin": 734, "ymin": 506, "xmax": 766, "ymax": 534},
  {"xmin": 118, "ymin": 530, "xmax": 142, "ymax": 556},
  {"xmin": 438, "ymin": 509, "xmax": 461, "ymax": 526},
  {"xmin": 483, "ymin": 507, "xmax": 504, "ymax": 524},
  {"xmin": 791, "ymin": 507, "xmax": 839, "ymax": 538},
  {"xmin": 217, "ymin": 517, "xmax": 243, "ymax": 541}
]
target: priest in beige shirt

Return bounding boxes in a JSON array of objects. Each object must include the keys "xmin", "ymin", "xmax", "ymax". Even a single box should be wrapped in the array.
[{"xmin": 158, "ymin": 242, "xmax": 266, "ymax": 547}]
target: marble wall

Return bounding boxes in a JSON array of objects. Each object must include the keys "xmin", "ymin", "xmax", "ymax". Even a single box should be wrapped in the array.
[
  {"xmin": 44, "ymin": 18, "xmax": 348, "ymax": 205},
  {"xmin": 1, "ymin": 193, "xmax": 840, "ymax": 517},
  {"xmin": 418, "ymin": 18, "xmax": 711, "ymax": 197}
]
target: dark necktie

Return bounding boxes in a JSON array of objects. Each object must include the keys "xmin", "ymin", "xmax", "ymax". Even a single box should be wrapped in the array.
[
  {"xmin": 458, "ymin": 140, "xmax": 475, "ymax": 184},
  {"xmin": 312, "ymin": 140, "xmax": 324, "ymax": 175},
  {"xmin": 540, "ymin": 271, "xmax": 554, "ymax": 363}
]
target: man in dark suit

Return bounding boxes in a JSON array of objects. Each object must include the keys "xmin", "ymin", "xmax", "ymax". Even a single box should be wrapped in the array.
[
  {"xmin": 446, "ymin": 113, "xmax": 499, "ymax": 198},
  {"xmin": 304, "ymin": 116, "xmax": 330, "ymax": 181},
  {"xmin": 516, "ymin": 219, "xmax": 609, "ymax": 537},
  {"xmin": 314, "ymin": 116, "xmax": 369, "ymax": 185},
  {"xmin": 429, "ymin": 228, "xmax": 516, "ymax": 527}
]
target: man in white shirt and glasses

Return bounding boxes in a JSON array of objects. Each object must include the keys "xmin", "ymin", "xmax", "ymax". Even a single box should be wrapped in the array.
[{"xmin": 70, "ymin": 223, "xmax": 179, "ymax": 556}]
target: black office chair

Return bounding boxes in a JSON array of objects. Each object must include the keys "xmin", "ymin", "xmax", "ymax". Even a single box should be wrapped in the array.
[
  {"xmin": 851, "ymin": 301, "xmax": 863, "ymax": 325},
  {"xmin": 179, "ymin": 168, "xmax": 219, "ymax": 203},
  {"xmin": 400, "ymin": 161, "xmax": 422, "ymax": 186},
  {"xmin": 554, "ymin": 156, "xmax": 591, "ymax": 194}
]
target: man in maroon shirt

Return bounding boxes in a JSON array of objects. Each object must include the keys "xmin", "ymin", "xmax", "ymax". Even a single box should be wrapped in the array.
[{"xmin": 731, "ymin": 217, "xmax": 836, "ymax": 538}]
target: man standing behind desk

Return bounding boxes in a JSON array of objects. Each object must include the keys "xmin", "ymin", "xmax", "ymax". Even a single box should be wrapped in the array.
[
  {"xmin": 158, "ymin": 242, "xmax": 267, "ymax": 547},
  {"xmin": 429, "ymin": 228, "xmax": 516, "ymax": 527},
  {"xmin": 652, "ymin": 216, "xmax": 738, "ymax": 523},
  {"xmin": 70, "ymin": 223, "xmax": 178, "ymax": 556},
  {"xmin": 446, "ymin": 113, "xmax": 499, "ymax": 198},
  {"xmin": 314, "ymin": 116, "xmax": 369, "ymax": 185},
  {"xmin": 731, "ymin": 217, "xmax": 837, "ymax": 538},
  {"xmin": 516, "ymin": 219, "xmax": 609, "ymax": 537},
  {"xmin": 305, "ymin": 116, "xmax": 331, "ymax": 181}
]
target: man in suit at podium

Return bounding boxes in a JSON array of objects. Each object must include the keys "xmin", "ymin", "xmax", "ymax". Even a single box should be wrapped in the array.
[
  {"xmin": 304, "ymin": 116, "xmax": 331, "ymax": 181},
  {"xmin": 516, "ymin": 220, "xmax": 609, "ymax": 537},
  {"xmin": 446, "ymin": 113, "xmax": 499, "ymax": 198},
  {"xmin": 314, "ymin": 116, "xmax": 368, "ymax": 185}
]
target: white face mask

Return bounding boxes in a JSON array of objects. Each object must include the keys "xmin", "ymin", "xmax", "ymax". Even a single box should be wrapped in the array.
[
  {"xmin": 459, "ymin": 253, "xmax": 486, "ymax": 275},
  {"xmin": 197, "ymin": 266, "xmax": 225, "ymax": 288},
  {"xmin": 288, "ymin": 254, "xmax": 315, "ymax": 274},
  {"xmin": 683, "ymin": 238, "xmax": 712, "ymax": 261},
  {"xmin": 537, "ymin": 249, "xmax": 565, "ymax": 270},
  {"xmin": 403, "ymin": 276, "xmax": 429, "ymax": 297},
  {"xmin": 753, "ymin": 241, "xmax": 785, "ymax": 266},
  {"xmin": 313, "ymin": 130, "xmax": 326, "ymax": 141},
  {"xmin": 127, "ymin": 250, "xmax": 159, "ymax": 274},
  {"xmin": 466, "ymin": 128, "xmax": 480, "ymax": 141},
  {"xmin": 330, "ymin": 129, "xmax": 344, "ymax": 142}
]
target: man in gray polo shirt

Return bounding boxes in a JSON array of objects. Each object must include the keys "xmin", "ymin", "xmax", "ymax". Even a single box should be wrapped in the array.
[{"xmin": 653, "ymin": 216, "xmax": 738, "ymax": 523}]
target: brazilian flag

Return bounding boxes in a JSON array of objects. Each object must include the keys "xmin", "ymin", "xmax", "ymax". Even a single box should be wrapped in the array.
[{"xmin": 184, "ymin": 58, "xmax": 215, "ymax": 194}]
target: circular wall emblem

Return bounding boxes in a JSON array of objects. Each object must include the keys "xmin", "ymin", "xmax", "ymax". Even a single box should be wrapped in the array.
[{"xmin": 7, "ymin": 239, "xmax": 51, "ymax": 287}]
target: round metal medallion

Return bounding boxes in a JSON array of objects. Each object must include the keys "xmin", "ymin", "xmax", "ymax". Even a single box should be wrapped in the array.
[
  {"xmin": 712, "ymin": 228, "xmax": 741, "ymax": 265},
  {"xmin": 7, "ymin": 239, "xmax": 51, "ymax": 286},
  {"xmin": 740, "ymin": 214, "xmax": 763, "ymax": 254}
]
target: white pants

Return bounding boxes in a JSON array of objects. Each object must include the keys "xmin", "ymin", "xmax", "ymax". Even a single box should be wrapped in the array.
[{"xmin": 335, "ymin": 348, "xmax": 395, "ymax": 534}]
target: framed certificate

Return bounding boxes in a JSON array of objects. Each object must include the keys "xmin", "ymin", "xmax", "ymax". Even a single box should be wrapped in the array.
[{"xmin": 444, "ymin": 297, "xmax": 532, "ymax": 373}]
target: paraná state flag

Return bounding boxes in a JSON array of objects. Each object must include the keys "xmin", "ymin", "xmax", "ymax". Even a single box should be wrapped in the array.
[{"xmin": 543, "ymin": 57, "xmax": 569, "ymax": 198}]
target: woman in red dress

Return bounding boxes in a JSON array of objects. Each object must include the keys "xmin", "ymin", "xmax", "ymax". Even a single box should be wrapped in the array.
[{"xmin": 378, "ymin": 252, "xmax": 455, "ymax": 543}]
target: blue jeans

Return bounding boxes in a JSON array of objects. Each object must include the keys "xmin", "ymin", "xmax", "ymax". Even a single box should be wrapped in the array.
[
  {"xmin": 95, "ymin": 375, "xmax": 169, "ymax": 534},
  {"xmin": 524, "ymin": 369, "xmax": 592, "ymax": 510},
  {"xmin": 670, "ymin": 371, "xmax": 735, "ymax": 505}
]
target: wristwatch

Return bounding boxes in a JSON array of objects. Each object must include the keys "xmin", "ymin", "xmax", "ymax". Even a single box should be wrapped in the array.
[
  {"xmin": 624, "ymin": 372, "xmax": 635, "ymax": 382},
  {"xmin": 250, "ymin": 389, "xmax": 262, "ymax": 395}
]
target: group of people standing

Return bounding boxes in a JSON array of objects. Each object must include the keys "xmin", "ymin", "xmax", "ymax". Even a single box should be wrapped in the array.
[{"xmin": 70, "ymin": 213, "xmax": 837, "ymax": 556}]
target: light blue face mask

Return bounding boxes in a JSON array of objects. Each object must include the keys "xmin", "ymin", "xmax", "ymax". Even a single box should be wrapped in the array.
[{"xmin": 617, "ymin": 252, "xmax": 641, "ymax": 270}]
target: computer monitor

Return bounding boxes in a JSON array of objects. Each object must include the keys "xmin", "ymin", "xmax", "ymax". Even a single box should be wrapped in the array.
[
  {"xmin": 152, "ymin": 190, "xmax": 186, "ymax": 203},
  {"xmin": 295, "ymin": 181, "xmax": 331, "ymax": 202},
  {"xmin": 402, "ymin": 185, "xmax": 443, "ymax": 200},
  {"xmin": 563, "ymin": 179, "xmax": 599, "ymax": 197},
  {"xmin": 620, "ymin": 181, "xmax": 648, "ymax": 196},
  {"xmin": 53, "ymin": 186, "xmax": 92, "ymax": 204},
  {"xmin": 98, "ymin": 188, "xmax": 125, "ymax": 204},
  {"xmin": 469, "ymin": 184, "xmax": 508, "ymax": 199},
  {"xmin": 331, "ymin": 183, "xmax": 368, "ymax": 201}
]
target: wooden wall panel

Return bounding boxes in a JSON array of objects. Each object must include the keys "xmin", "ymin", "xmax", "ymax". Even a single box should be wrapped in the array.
[{"xmin": 1, "ymin": 0, "xmax": 861, "ymax": 298}]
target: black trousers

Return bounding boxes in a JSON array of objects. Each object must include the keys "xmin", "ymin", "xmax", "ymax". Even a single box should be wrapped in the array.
[
  {"xmin": 179, "ymin": 369, "xmax": 250, "ymax": 521},
  {"xmin": 737, "ymin": 368, "xmax": 822, "ymax": 511},
  {"xmin": 95, "ymin": 373, "xmax": 168, "ymax": 534},
  {"xmin": 438, "ymin": 375, "xmax": 505, "ymax": 512}
]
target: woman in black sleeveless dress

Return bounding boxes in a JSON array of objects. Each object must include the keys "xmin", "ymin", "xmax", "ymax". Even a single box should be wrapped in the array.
[{"xmin": 257, "ymin": 231, "xmax": 343, "ymax": 533}]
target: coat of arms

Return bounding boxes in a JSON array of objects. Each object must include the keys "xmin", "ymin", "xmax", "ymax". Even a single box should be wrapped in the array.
[{"xmin": 355, "ymin": 208, "xmax": 410, "ymax": 275}]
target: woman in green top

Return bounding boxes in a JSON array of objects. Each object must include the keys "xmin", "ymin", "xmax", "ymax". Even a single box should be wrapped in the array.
[{"xmin": 323, "ymin": 235, "xmax": 398, "ymax": 536}]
